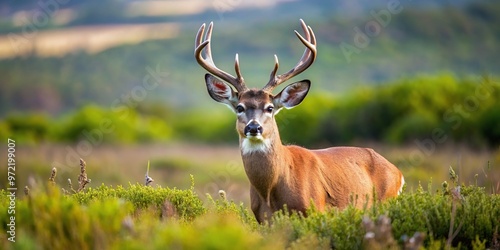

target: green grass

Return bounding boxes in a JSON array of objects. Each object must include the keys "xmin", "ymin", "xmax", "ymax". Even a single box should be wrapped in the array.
[{"xmin": 1, "ymin": 171, "xmax": 499, "ymax": 250}]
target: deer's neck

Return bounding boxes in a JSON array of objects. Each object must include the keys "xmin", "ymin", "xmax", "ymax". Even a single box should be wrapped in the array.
[{"xmin": 239, "ymin": 125, "xmax": 290, "ymax": 198}]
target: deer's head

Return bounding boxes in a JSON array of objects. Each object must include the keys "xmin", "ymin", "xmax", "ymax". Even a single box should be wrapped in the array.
[{"xmin": 195, "ymin": 20, "xmax": 317, "ymax": 154}]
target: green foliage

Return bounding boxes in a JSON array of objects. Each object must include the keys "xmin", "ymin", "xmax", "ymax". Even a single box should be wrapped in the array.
[
  {"xmin": 277, "ymin": 92, "xmax": 335, "ymax": 146},
  {"xmin": 206, "ymin": 193, "xmax": 258, "ymax": 229},
  {"xmin": 1, "ymin": 113, "xmax": 50, "ymax": 144},
  {"xmin": 71, "ymin": 182, "xmax": 205, "ymax": 221},
  {"xmin": 55, "ymin": 104, "xmax": 173, "ymax": 144},
  {"xmin": 2, "ymin": 179, "xmax": 498, "ymax": 250},
  {"xmin": 477, "ymin": 103, "xmax": 500, "ymax": 146},
  {"xmin": 282, "ymin": 74, "xmax": 500, "ymax": 147},
  {"xmin": 2, "ymin": 2, "xmax": 500, "ymax": 124},
  {"xmin": 9, "ymin": 187, "xmax": 134, "ymax": 250},
  {"xmin": 2, "ymin": 74, "xmax": 500, "ymax": 147},
  {"xmin": 0, "ymin": 183, "xmax": 278, "ymax": 250},
  {"xmin": 142, "ymin": 213, "xmax": 280, "ymax": 250},
  {"xmin": 0, "ymin": 104, "xmax": 174, "ymax": 144},
  {"xmin": 173, "ymin": 110, "xmax": 236, "ymax": 143},
  {"xmin": 385, "ymin": 185, "xmax": 500, "ymax": 248},
  {"xmin": 261, "ymin": 183, "xmax": 500, "ymax": 249},
  {"xmin": 269, "ymin": 206, "xmax": 365, "ymax": 249}
]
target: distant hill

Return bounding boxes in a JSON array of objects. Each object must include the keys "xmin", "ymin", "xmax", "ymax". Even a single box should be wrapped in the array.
[
  {"xmin": 0, "ymin": 0, "xmax": 498, "ymax": 117},
  {"xmin": 0, "ymin": 0, "xmax": 488, "ymax": 32}
]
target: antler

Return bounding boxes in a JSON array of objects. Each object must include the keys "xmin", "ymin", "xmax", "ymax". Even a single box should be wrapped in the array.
[
  {"xmin": 195, "ymin": 22, "xmax": 247, "ymax": 92},
  {"xmin": 262, "ymin": 19, "xmax": 317, "ymax": 92}
]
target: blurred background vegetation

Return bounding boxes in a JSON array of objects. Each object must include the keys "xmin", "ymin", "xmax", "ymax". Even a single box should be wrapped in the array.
[{"xmin": 0, "ymin": 0, "xmax": 499, "ymax": 203}]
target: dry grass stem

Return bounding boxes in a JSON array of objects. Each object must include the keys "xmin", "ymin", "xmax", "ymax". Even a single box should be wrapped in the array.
[
  {"xmin": 77, "ymin": 158, "xmax": 91, "ymax": 192},
  {"xmin": 447, "ymin": 186, "xmax": 464, "ymax": 249},
  {"xmin": 68, "ymin": 178, "xmax": 77, "ymax": 193},
  {"xmin": 48, "ymin": 167, "xmax": 57, "ymax": 184}
]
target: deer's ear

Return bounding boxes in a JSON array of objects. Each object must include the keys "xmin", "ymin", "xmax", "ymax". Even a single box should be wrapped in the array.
[
  {"xmin": 205, "ymin": 74, "xmax": 239, "ymax": 109},
  {"xmin": 274, "ymin": 80, "xmax": 310, "ymax": 111}
]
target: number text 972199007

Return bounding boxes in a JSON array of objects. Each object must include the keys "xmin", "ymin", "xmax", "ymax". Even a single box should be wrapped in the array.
[{"xmin": 7, "ymin": 138, "xmax": 16, "ymax": 243}]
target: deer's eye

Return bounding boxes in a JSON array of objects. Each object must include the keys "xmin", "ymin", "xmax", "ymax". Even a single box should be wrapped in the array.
[
  {"xmin": 265, "ymin": 105, "xmax": 274, "ymax": 113},
  {"xmin": 236, "ymin": 105, "xmax": 245, "ymax": 113}
]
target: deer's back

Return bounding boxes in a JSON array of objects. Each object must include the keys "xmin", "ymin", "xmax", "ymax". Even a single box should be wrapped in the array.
[{"xmin": 287, "ymin": 146, "xmax": 403, "ymax": 209}]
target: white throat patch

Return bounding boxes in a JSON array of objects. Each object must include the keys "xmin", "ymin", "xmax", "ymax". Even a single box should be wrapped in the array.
[{"xmin": 241, "ymin": 136, "xmax": 271, "ymax": 155}]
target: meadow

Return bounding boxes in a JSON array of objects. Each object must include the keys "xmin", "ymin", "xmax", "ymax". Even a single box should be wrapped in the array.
[
  {"xmin": 2, "ymin": 1, "xmax": 500, "ymax": 248},
  {"xmin": 0, "ymin": 161, "xmax": 499, "ymax": 250},
  {"xmin": 2, "ymin": 74, "xmax": 499, "ymax": 193},
  {"xmin": 1, "ymin": 74, "xmax": 500, "ymax": 249}
]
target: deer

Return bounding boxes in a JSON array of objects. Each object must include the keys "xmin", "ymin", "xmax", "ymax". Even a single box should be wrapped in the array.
[{"xmin": 194, "ymin": 19, "xmax": 404, "ymax": 223}]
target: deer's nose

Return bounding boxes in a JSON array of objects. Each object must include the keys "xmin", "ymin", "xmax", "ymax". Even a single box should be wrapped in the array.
[{"xmin": 244, "ymin": 121, "xmax": 263, "ymax": 136}]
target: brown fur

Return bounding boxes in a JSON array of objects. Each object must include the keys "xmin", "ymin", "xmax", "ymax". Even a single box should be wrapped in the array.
[
  {"xmin": 197, "ymin": 20, "xmax": 403, "ymax": 224},
  {"xmin": 236, "ymin": 90, "xmax": 403, "ymax": 223}
]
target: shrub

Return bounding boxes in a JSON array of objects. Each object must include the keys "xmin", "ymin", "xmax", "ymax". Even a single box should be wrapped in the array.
[
  {"xmin": 54, "ymin": 104, "xmax": 173, "ymax": 143},
  {"xmin": 71, "ymin": 182, "xmax": 205, "ymax": 221},
  {"xmin": 4, "ymin": 75, "xmax": 500, "ymax": 148},
  {"xmin": 11, "ymin": 187, "xmax": 134, "ymax": 250},
  {"xmin": 1, "ymin": 113, "xmax": 50, "ymax": 144},
  {"xmin": 1, "ymin": 173, "xmax": 498, "ymax": 249},
  {"xmin": 385, "ymin": 184, "xmax": 500, "ymax": 249}
]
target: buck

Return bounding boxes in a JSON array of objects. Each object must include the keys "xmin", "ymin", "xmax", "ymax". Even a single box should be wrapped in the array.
[{"xmin": 194, "ymin": 19, "xmax": 404, "ymax": 223}]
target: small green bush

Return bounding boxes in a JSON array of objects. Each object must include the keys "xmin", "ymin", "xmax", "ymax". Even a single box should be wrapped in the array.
[{"xmin": 71, "ymin": 181, "xmax": 205, "ymax": 221}]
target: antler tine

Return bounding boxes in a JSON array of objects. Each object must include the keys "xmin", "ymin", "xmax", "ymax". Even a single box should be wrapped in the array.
[
  {"xmin": 204, "ymin": 22, "xmax": 213, "ymax": 60},
  {"xmin": 194, "ymin": 22, "xmax": 247, "ymax": 92},
  {"xmin": 195, "ymin": 23, "xmax": 205, "ymax": 48},
  {"xmin": 235, "ymin": 53, "xmax": 243, "ymax": 81},
  {"xmin": 269, "ymin": 54, "xmax": 279, "ymax": 82},
  {"xmin": 263, "ymin": 19, "xmax": 317, "ymax": 92}
]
